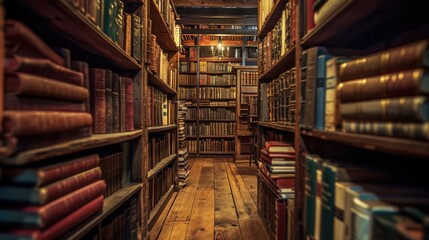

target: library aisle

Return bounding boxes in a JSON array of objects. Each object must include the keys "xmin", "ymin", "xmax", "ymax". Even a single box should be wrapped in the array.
[{"xmin": 150, "ymin": 158, "xmax": 270, "ymax": 240}]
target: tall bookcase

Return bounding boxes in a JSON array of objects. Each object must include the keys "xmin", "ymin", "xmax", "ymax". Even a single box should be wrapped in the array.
[
  {"xmin": 0, "ymin": 0, "xmax": 180, "ymax": 239},
  {"xmin": 258, "ymin": 0, "xmax": 429, "ymax": 239}
]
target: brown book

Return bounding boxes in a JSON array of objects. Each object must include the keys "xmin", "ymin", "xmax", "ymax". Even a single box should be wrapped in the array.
[
  {"xmin": 5, "ymin": 95, "xmax": 87, "ymax": 112},
  {"xmin": 340, "ymin": 96, "xmax": 429, "ymax": 122},
  {"xmin": 2, "ymin": 195, "xmax": 104, "ymax": 240},
  {"xmin": 86, "ymin": 0, "xmax": 97, "ymax": 23},
  {"xmin": 2, "ymin": 154, "xmax": 100, "ymax": 187},
  {"xmin": 0, "ymin": 167, "xmax": 102, "ymax": 205},
  {"xmin": 105, "ymin": 70, "xmax": 113, "ymax": 133},
  {"xmin": 0, "ymin": 180, "xmax": 105, "ymax": 228},
  {"xmin": 5, "ymin": 20, "xmax": 64, "ymax": 66},
  {"xmin": 122, "ymin": 77, "xmax": 134, "ymax": 131},
  {"xmin": 119, "ymin": 77, "xmax": 127, "ymax": 132},
  {"xmin": 339, "ymin": 40, "xmax": 429, "ymax": 81},
  {"xmin": 3, "ymin": 110, "xmax": 93, "ymax": 136},
  {"xmin": 112, "ymin": 74, "xmax": 120, "ymax": 133},
  {"xmin": 124, "ymin": 13, "xmax": 132, "ymax": 55},
  {"xmin": 89, "ymin": 68, "xmax": 107, "ymax": 134},
  {"xmin": 131, "ymin": 14, "xmax": 141, "ymax": 62},
  {"xmin": 71, "ymin": 61, "xmax": 91, "ymax": 113},
  {"xmin": 5, "ymin": 56, "xmax": 83, "ymax": 86},
  {"xmin": 5, "ymin": 73, "xmax": 89, "ymax": 102},
  {"xmin": 337, "ymin": 68, "xmax": 429, "ymax": 102}
]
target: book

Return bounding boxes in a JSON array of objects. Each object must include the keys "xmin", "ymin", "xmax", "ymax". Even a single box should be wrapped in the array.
[
  {"xmin": 121, "ymin": 77, "xmax": 134, "ymax": 131},
  {"xmin": 5, "ymin": 95, "xmax": 87, "ymax": 112},
  {"xmin": 105, "ymin": 70, "xmax": 113, "ymax": 133},
  {"xmin": 340, "ymin": 96, "xmax": 429, "ymax": 122},
  {"xmin": 342, "ymin": 121, "xmax": 429, "ymax": 141},
  {"xmin": 89, "ymin": 68, "xmax": 106, "ymax": 134},
  {"xmin": 0, "ymin": 180, "xmax": 105, "ymax": 228},
  {"xmin": 264, "ymin": 141, "xmax": 295, "ymax": 153},
  {"xmin": 116, "ymin": 1, "xmax": 124, "ymax": 49},
  {"xmin": 339, "ymin": 40, "xmax": 429, "ymax": 81},
  {"xmin": 124, "ymin": 13, "xmax": 132, "ymax": 55},
  {"xmin": 2, "ymin": 111, "xmax": 92, "ymax": 136},
  {"xmin": 0, "ymin": 195, "xmax": 104, "ymax": 240},
  {"xmin": 0, "ymin": 167, "xmax": 102, "ymax": 205},
  {"xmin": 314, "ymin": 0, "xmax": 349, "ymax": 26},
  {"xmin": 315, "ymin": 54, "xmax": 333, "ymax": 130},
  {"xmin": 70, "ymin": 61, "xmax": 91, "ymax": 113},
  {"xmin": 5, "ymin": 56, "xmax": 83, "ymax": 86},
  {"xmin": 304, "ymin": 154, "xmax": 322, "ymax": 239},
  {"xmin": 337, "ymin": 68, "xmax": 429, "ymax": 102},
  {"xmin": 131, "ymin": 14, "xmax": 141, "ymax": 62},
  {"xmin": 112, "ymin": 74, "xmax": 120, "ymax": 133},
  {"xmin": 53, "ymin": 48, "xmax": 71, "ymax": 69},
  {"xmin": 5, "ymin": 20, "xmax": 64, "ymax": 66},
  {"xmin": 260, "ymin": 154, "xmax": 295, "ymax": 166},
  {"xmin": 5, "ymin": 73, "xmax": 89, "ymax": 102}
]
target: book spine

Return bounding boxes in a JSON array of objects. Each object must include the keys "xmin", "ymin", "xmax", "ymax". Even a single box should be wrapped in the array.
[
  {"xmin": 337, "ymin": 68, "xmax": 429, "ymax": 102},
  {"xmin": 95, "ymin": 0, "xmax": 104, "ymax": 30},
  {"xmin": 70, "ymin": 61, "xmax": 91, "ymax": 113},
  {"xmin": 131, "ymin": 14, "xmax": 141, "ymax": 62},
  {"xmin": 340, "ymin": 96, "xmax": 429, "ymax": 122},
  {"xmin": 115, "ymin": 0, "xmax": 124, "ymax": 47},
  {"xmin": 5, "ymin": 95, "xmax": 87, "ymax": 112},
  {"xmin": 320, "ymin": 165, "xmax": 334, "ymax": 240},
  {"xmin": 339, "ymin": 40, "xmax": 429, "ymax": 81},
  {"xmin": 103, "ymin": 0, "xmax": 114, "ymax": 40},
  {"xmin": 5, "ymin": 20, "xmax": 64, "ymax": 66},
  {"xmin": 124, "ymin": 13, "xmax": 132, "ymax": 55},
  {"xmin": 3, "ymin": 111, "xmax": 92, "ymax": 136},
  {"xmin": 5, "ymin": 73, "xmax": 89, "ymax": 102},
  {"xmin": 119, "ymin": 77, "xmax": 127, "ymax": 132},
  {"xmin": 304, "ymin": 155, "xmax": 318, "ymax": 238},
  {"xmin": 52, "ymin": 48, "xmax": 71, "ymax": 69},
  {"xmin": 124, "ymin": 77, "xmax": 134, "ymax": 131},
  {"xmin": 86, "ymin": 0, "xmax": 97, "ymax": 22},
  {"xmin": 343, "ymin": 121, "xmax": 429, "ymax": 141},
  {"xmin": 89, "ymin": 68, "xmax": 107, "ymax": 134},
  {"xmin": 315, "ymin": 55, "xmax": 332, "ymax": 130},
  {"xmin": 112, "ymin": 74, "xmax": 120, "ymax": 132},
  {"xmin": 105, "ymin": 70, "xmax": 113, "ymax": 133}
]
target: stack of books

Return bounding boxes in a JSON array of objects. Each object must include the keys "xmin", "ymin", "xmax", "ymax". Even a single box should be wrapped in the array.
[
  {"xmin": 0, "ymin": 155, "xmax": 105, "ymax": 239},
  {"xmin": 258, "ymin": 141, "xmax": 295, "ymax": 199},
  {"xmin": 178, "ymin": 101, "xmax": 189, "ymax": 187}
]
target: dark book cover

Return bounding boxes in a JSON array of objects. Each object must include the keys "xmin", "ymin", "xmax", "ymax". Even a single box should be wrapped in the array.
[
  {"xmin": 119, "ymin": 77, "xmax": 127, "ymax": 132},
  {"xmin": 52, "ymin": 48, "xmax": 71, "ymax": 69},
  {"xmin": 116, "ymin": 0, "xmax": 124, "ymax": 49},
  {"xmin": 89, "ymin": 68, "xmax": 107, "ymax": 134},
  {"xmin": 5, "ymin": 95, "xmax": 87, "ymax": 112},
  {"xmin": 71, "ymin": 61, "xmax": 91, "ymax": 113},
  {"xmin": 103, "ymin": 0, "xmax": 115, "ymax": 41},
  {"xmin": 124, "ymin": 77, "xmax": 134, "ymax": 131},
  {"xmin": 105, "ymin": 70, "xmax": 113, "ymax": 133},
  {"xmin": 131, "ymin": 14, "xmax": 141, "ymax": 62},
  {"xmin": 112, "ymin": 73, "xmax": 120, "ymax": 133}
]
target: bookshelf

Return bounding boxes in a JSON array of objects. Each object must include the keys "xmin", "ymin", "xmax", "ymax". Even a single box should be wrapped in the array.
[
  {"xmin": 257, "ymin": 0, "xmax": 429, "ymax": 239},
  {"xmin": 2, "ymin": 0, "xmax": 146, "ymax": 239}
]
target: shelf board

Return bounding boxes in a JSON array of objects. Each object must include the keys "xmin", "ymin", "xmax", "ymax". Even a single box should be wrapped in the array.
[
  {"xmin": 258, "ymin": 122, "xmax": 295, "ymax": 133},
  {"xmin": 149, "ymin": 185, "xmax": 175, "ymax": 230},
  {"xmin": 200, "ymin": 98, "xmax": 236, "ymax": 100},
  {"xmin": 2, "ymin": 130, "xmax": 143, "ymax": 165},
  {"xmin": 301, "ymin": 0, "xmax": 420, "ymax": 48},
  {"xmin": 17, "ymin": 0, "xmax": 141, "ymax": 70},
  {"xmin": 148, "ymin": 69, "xmax": 177, "ymax": 95},
  {"xmin": 199, "ymin": 151, "xmax": 235, "ymax": 154},
  {"xmin": 195, "ymin": 105, "xmax": 237, "ymax": 108},
  {"xmin": 148, "ymin": 154, "xmax": 177, "ymax": 179},
  {"xmin": 199, "ymin": 84, "xmax": 236, "ymax": 87},
  {"xmin": 199, "ymin": 135, "xmax": 236, "ymax": 138},
  {"xmin": 150, "ymin": 0, "xmax": 178, "ymax": 52},
  {"xmin": 179, "ymin": 84, "xmax": 197, "ymax": 87},
  {"xmin": 259, "ymin": 46, "xmax": 296, "ymax": 82},
  {"xmin": 198, "ymin": 119, "xmax": 236, "ymax": 122},
  {"xmin": 301, "ymin": 129, "xmax": 429, "ymax": 158},
  {"xmin": 200, "ymin": 72, "xmax": 237, "ymax": 75},
  {"xmin": 258, "ymin": 0, "xmax": 287, "ymax": 38},
  {"xmin": 148, "ymin": 125, "xmax": 178, "ymax": 133},
  {"xmin": 64, "ymin": 183, "xmax": 142, "ymax": 240}
]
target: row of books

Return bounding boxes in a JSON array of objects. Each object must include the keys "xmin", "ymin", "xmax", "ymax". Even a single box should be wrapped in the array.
[
  {"xmin": 199, "ymin": 87, "xmax": 237, "ymax": 99},
  {"xmin": 181, "ymin": 46, "xmax": 197, "ymax": 59},
  {"xmin": 301, "ymin": 40, "xmax": 429, "ymax": 141},
  {"xmin": 148, "ymin": 165, "xmax": 174, "ymax": 212},
  {"xmin": 147, "ymin": 86, "xmax": 175, "ymax": 127},
  {"xmin": 199, "ymin": 99, "xmax": 236, "ymax": 106},
  {"xmin": 240, "ymin": 71, "xmax": 258, "ymax": 85},
  {"xmin": 179, "ymin": 74, "xmax": 197, "ymax": 85},
  {"xmin": 148, "ymin": 132, "xmax": 177, "ymax": 170},
  {"xmin": 266, "ymin": 68, "xmax": 297, "ymax": 126},
  {"xmin": 304, "ymin": 153, "xmax": 429, "ymax": 240},
  {"xmin": 198, "ymin": 74, "xmax": 236, "ymax": 86},
  {"xmin": 179, "ymin": 61, "xmax": 197, "ymax": 72},
  {"xmin": 199, "ymin": 62, "xmax": 240, "ymax": 73},
  {"xmin": 187, "ymin": 140, "xmax": 198, "ymax": 153},
  {"xmin": 198, "ymin": 139, "xmax": 235, "ymax": 152},
  {"xmin": 185, "ymin": 123, "xmax": 197, "ymax": 137},
  {"xmin": 258, "ymin": 1, "xmax": 295, "ymax": 74},
  {"xmin": 198, "ymin": 122, "xmax": 236, "ymax": 136},
  {"xmin": 101, "ymin": 151, "xmax": 124, "ymax": 197},
  {"xmin": 179, "ymin": 88, "xmax": 196, "ymax": 99},
  {"xmin": 68, "ymin": 0, "xmax": 141, "ymax": 62},
  {"xmin": 178, "ymin": 101, "xmax": 189, "ymax": 187},
  {"xmin": 0, "ymin": 154, "xmax": 105, "ymax": 239},
  {"xmin": 154, "ymin": 0, "xmax": 176, "ymax": 36},
  {"xmin": 185, "ymin": 108, "xmax": 236, "ymax": 120}
]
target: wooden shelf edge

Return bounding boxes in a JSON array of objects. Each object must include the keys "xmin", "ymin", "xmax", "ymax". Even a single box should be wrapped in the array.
[
  {"xmin": 148, "ymin": 185, "xmax": 175, "ymax": 230},
  {"xmin": 258, "ymin": 0, "xmax": 287, "ymax": 38},
  {"xmin": 148, "ymin": 154, "xmax": 177, "ymax": 179},
  {"xmin": 301, "ymin": 129, "xmax": 429, "ymax": 158},
  {"xmin": 148, "ymin": 69, "xmax": 177, "ymax": 95},
  {"xmin": 148, "ymin": 125, "xmax": 177, "ymax": 133},
  {"xmin": 2, "ymin": 130, "xmax": 144, "ymax": 165},
  {"xmin": 258, "ymin": 122, "xmax": 295, "ymax": 133},
  {"xmin": 259, "ymin": 46, "xmax": 296, "ymax": 81},
  {"xmin": 65, "ymin": 183, "xmax": 142, "ymax": 240}
]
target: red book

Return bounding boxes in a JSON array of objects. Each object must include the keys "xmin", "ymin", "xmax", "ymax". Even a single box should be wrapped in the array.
[
  {"xmin": 2, "ymin": 195, "xmax": 104, "ymax": 240},
  {"xmin": 261, "ymin": 148, "xmax": 295, "ymax": 160},
  {"xmin": 0, "ymin": 180, "xmax": 105, "ymax": 228},
  {"xmin": 4, "ymin": 56, "xmax": 83, "ymax": 86},
  {"xmin": 5, "ymin": 20, "xmax": 64, "ymax": 66},
  {"xmin": 2, "ymin": 111, "xmax": 93, "ymax": 136},
  {"xmin": 2, "ymin": 154, "xmax": 100, "ymax": 187},
  {"xmin": 5, "ymin": 73, "xmax": 89, "ymax": 102},
  {"xmin": 264, "ymin": 141, "xmax": 295, "ymax": 153},
  {"xmin": 5, "ymin": 95, "xmax": 87, "ymax": 112},
  {"xmin": 0, "ymin": 167, "xmax": 102, "ymax": 205},
  {"xmin": 275, "ymin": 177, "xmax": 295, "ymax": 189},
  {"xmin": 260, "ymin": 154, "xmax": 295, "ymax": 166},
  {"xmin": 71, "ymin": 61, "xmax": 91, "ymax": 114},
  {"xmin": 89, "ymin": 68, "xmax": 106, "ymax": 134},
  {"xmin": 306, "ymin": 0, "xmax": 315, "ymax": 32},
  {"xmin": 121, "ymin": 77, "xmax": 134, "ymax": 131}
]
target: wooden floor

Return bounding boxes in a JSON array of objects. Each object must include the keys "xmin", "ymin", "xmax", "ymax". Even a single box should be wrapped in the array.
[{"xmin": 150, "ymin": 157, "xmax": 271, "ymax": 240}]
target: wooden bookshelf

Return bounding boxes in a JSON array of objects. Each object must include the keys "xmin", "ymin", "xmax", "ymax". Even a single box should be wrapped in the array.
[
  {"xmin": 63, "ymin": 184, "xmax": 142, "ymax": 240},
  {"xmin": 259, "ymin": 46, "xmax": 295, "ymax": 82},
  {"xmin": 2, "ymin": 130, "xmax": 144, "ymax": 165},
  {"xmin": 258, "ymin": 122, "xmax": 295, "ymax": 133},
  {"xmin": 148, "ymin": 154, "xmax": 178, "ymax": 179},
  {"xmin": 200, "ymin": 72, "xmax": 237, "ymax": 75},
  {"xmin": 149, "ymin": 0, "xmax": 178, "ymax": 52},
  {"xmin": 258, "ymin": 0, "xmax": 287, "ymax": 38},
  {"xmin": 191, "ymin": 105, "xmax": 236, "ymax": 108},
  {"xmin": 15, "ymin": 0, "xmax": 140, "ymax": 70},
  {"xmin": 148, "ymin": 185, "xmax": 175, "ymax": 229},
  {"xmin": 148, "ymin": 69, "xmax": 177, "ymax": 95},
  {"xmin": 148, "ymin": 124, "xmax": 178, "ymax": 133}
]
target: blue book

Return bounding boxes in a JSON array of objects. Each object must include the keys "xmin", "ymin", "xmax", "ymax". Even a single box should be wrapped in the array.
[{"xmin": 315, "ymin": 54, "xmax": 333, "ymax": 130}]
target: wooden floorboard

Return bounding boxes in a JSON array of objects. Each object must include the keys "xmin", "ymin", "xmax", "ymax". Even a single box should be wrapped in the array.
[
  {"xmin": 235, "ymin": 163, "xmax": 258, "ymax": 205},
  {"xmin": 150, "ymin": 192, "xmax": 178, "ymax": 240},
  {"xmin": 155, "ymin": 157, "xmax": 270, "ymax": 240}
]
